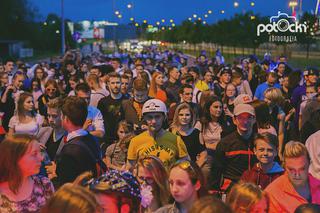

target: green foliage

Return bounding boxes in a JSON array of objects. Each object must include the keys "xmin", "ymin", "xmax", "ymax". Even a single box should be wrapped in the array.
[
  {"xmin": 146, "ymin": 11, "xmax": 316, "ymax": 49},
  {"xmin": 0, "ymin": 0, "xmax": 75, "ymax": 54}
]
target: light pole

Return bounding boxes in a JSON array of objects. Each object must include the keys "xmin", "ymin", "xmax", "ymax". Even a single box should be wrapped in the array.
[
  {"xmin": 289, "ymin": 1, "xmax": 298, "ymax": 16},
  {"xmin": 61, "ymin": 0, "xmax": 65, "ymax": 55}
]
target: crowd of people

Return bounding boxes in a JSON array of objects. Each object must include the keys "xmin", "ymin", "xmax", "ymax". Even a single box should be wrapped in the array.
[{"xmin": 0, "ymin": 47, "xmax": 320, "ymax": 213}]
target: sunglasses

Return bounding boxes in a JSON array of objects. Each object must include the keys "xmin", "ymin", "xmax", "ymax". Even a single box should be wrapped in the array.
[
  {"xmin": 46, "ymin": 88, "xmax": 56, "ymax": 92},
  {"xmin": 174, "ymin": 160, "xmax": 196, "ymax": 175}
]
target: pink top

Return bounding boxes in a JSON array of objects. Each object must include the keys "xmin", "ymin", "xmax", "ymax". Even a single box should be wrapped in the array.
[{"xmin": 264, "ymin": 173, "xmax": 320, "ymax": 213}]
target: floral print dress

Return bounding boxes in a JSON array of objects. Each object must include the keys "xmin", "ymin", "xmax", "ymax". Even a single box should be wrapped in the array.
[{"xmin": 0, "ymin": 176, "xmax": 54, "ymax": 213}]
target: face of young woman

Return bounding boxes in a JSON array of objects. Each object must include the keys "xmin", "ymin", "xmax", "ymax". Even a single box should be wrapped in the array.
[
  {"xmin": 18, "ymin": 141, "xmax": 43, "ymax": 177},
  {"xmin": 169, "ymin": 167, "xmax": 197, "ymax": 204},
  {"xmin": 36, "ymin": 69, "xmax": 44, "ymax": 79},
  {"xmin": 117, "ymin": 126, "xmax": 127, "ymax": 141},
  {"xmin": 155, "ymin": 74, "xmax": 164, "ymax": 86},
  {"xmin": 136, "ymin": 166, "xmax": 155, "ymax": 186},
  {"xmin": 178, "ymin": 108, "xmax": 192, "ymax": 126},
  {"xmin": 32, "ymin": 81, "xmax": 39, "ymax": 91},
  {"xmin": 210, "ymin": 101, "xmax": 222, "ymax": 118},
  {"xmin": 46, "ymin": 85, "xmax": 57, "ymax": 97},
  {"xmin": 69, "ymin": 80, "xmax": 77, "ymax": 90},
  {"xmin": 23, "ymin": 96, "xmax": 34, "ymax": 112}
]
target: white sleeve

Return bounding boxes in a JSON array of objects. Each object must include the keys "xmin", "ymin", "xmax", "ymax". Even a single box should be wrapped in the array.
[
  {"xmin": 306, "ymin": 132, "xmax": 320, "ymax": 179},
  {"xmin": 92, "ymin": 109, "xmax": 105, "ymax": 133},
  {"xmin": 8, "ymin": 116, "xmax": 18, "ymax": 129}
]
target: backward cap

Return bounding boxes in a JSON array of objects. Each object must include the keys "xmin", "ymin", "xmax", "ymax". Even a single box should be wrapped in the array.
[{"xmin": 142, "ymin": 99, "xmax": 167, "ymax": 115}]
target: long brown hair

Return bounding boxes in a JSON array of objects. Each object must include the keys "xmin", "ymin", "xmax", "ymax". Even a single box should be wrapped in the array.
[
  {"xmin": 16, "ymin": 92, "xmax": 36, "ymax": 122},
  {"xmin": 0, "ymin": 134, "xmax": 37, "ymax": 194},
  {"xmin": 136, "ymin": 156, "xmax": 170, "ymax": 207}
]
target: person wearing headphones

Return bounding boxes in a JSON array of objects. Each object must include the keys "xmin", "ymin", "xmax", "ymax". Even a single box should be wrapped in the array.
[{"xmin": 126, "ymin": 99, "xmax": 189, "ymax": 170}]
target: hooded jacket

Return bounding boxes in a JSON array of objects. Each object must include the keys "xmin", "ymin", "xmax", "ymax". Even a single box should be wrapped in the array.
[{"xmin": 241, "ymin": 162, "xmax": 284, "ymax": 189}]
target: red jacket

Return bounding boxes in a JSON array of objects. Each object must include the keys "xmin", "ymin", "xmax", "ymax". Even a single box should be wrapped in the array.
[
  {"xmin": 241, "ymin": 162, "xmax": 284, "ymax": 189},
  {"xmin": 265, "ymin": 174, "xmax": 320, "ymax": 213}
]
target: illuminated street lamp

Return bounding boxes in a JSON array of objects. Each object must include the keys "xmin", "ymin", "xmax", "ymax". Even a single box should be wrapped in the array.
[
  {"xmin": 193, "ymin": 14, "xmax": 197, "ymax": 18},
  {"xmin": 130, "ymin": 17, "xmax": 134, "ymax": 21},
  {"xmin": 208, "ymin": 10, "xmax": 212, "ymax": 14},
  {"xmin": 221, "ymin": 10, "xmax": 225, "ymax": 14},
  {"xmin": 188, "ymin": 17, "xmax": 192, "ymax": 21},
  {"xmin": 250, "ymin": 2, "xmax": 255, "ymax": 6},
  {"xmin": 234, "ymin": 2, "xmax": 239, "ymax": 7},
  {"xmin": 289, "ymin": 1, "xmax": 298, "ymax": 16},
  {"xmin": 161, "ymin": 19, "xmax": 165, "ymax": 23},
  {"xmin": 143, "ymin": 20, "xmax": 147, "ymax": 24},
  {"xmin": 156, "ymin": 21, "xmax": 160, "ymax": 25},
  {"xmin": 127, "ymin": 4, "xmax": 132, "ymax": 9},
  {"xmin": 170, "ymin": 19, "xmax": 174, "ymax": 23},
  {"xmin": 204, "ymin": 14, "xmax": 208, "ymax": 18}
]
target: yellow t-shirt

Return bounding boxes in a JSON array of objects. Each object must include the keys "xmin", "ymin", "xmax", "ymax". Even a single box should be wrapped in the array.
[
  {"xmin": 127, "ymin": 131, "xmax": 189, "ymax": 168},
  {"xmin": 195, "ymin": 80, "xmax": 209, "ymax": 92}
]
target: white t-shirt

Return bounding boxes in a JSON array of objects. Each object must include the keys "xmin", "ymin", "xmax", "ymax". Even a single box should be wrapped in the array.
[{"xmin": 9, "ymin": 114, "xmax": 44, "ymax": 135}]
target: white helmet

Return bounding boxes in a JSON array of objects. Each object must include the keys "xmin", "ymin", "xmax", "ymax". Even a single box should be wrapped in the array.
[{"xmin": 142, "ymin": 99, "xmax": 167, "ymax": 115}]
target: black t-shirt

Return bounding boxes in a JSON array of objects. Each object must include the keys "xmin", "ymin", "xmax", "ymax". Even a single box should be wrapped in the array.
[
  {"xmin": 97, "ymin": 95, "xmax": 128, "ymax": 145},
  {"xmin": 176, "ymin": 128, "xmax": 205, "ymax": 162}
]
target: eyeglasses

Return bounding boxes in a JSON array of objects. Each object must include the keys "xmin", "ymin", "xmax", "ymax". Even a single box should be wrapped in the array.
[{"xmin": 137, "ymin": 176, "xmax": 154, "ymax": 185}]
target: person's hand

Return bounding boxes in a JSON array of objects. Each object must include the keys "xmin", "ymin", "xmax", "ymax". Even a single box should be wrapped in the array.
[
  {"xmin": 83, "ymin": 119, "xmax": 92, "ymax": 130},
  {"xmin": 45, "ymin": 161, "xmax": 57, "ymax": 180},
  {"xmin": 6, "ymin": 85, "xmax": 15, "ymax": 93},
  {"xmin": 169, "ymin": 103, "xmax": 177, "ymax": 108}
]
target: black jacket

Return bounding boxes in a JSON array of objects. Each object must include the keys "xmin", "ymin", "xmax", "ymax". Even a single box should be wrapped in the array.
[
  {"xmin": 209, "ymin": 131, "xmax": 257, "ymax": 190},
  {"xmin": 55, "ymin": 134, "xmax": 102, "ymax": 186}
]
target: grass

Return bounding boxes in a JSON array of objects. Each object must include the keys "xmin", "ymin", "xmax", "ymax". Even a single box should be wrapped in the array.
[{"xmin": 180, "ymin": 49, "xmax": 320, "ymax": 69}]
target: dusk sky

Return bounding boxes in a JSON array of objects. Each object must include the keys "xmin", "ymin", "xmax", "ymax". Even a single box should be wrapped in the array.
[{"xmin": 30, "ymin": 0, "xmax": 317, "ymax": 24}]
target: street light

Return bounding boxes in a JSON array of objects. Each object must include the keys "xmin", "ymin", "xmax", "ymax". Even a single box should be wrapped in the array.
[
  {"xmin": 289, "ymin": 1, "xmax": 298, "ymax": 16},
  {"xmin": 127, "ymin": 4, "xmax": 132, "ymax": 9},
  {"xmin": 61, "ymin": 0, "xmax": 65, "ymax": 55},
  {"xmin": 234, "ymin": 2, "xmax": 239, "ymax": 8}
]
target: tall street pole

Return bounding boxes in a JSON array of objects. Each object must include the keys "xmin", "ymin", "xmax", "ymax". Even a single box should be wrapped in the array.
[{"xmin": 61, "ymin": 0, "xmax": 65, "ymax": 55}]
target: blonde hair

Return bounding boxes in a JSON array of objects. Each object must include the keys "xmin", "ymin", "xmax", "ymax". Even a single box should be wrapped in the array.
[
  {"xmin": 41, "ymin": 183, "xmax": 99, "ymax": 213},
  {"xmin": 171, "ymin": 103, "xmax": 196, "ymax": 130},
  {"xmin": 283, "ymin": 141, "xmax": 310, "ymax": 162},
  {"xmin": 136, "ymin": 156, "xmax": 170, "ymax": 207},
  {"xmin": 227, "ymin": 182, "xmax": 268, "ymax": 213},
  {"xmin": 264, "ymin": 88, "xmax": 284, "ymax": 105},
  {"xmin": 149, "ymin": 71, "xmax": 163, "ymax": 98}
]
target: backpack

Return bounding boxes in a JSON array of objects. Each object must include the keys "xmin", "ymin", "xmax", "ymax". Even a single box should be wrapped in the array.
[{"xmin": 68, "ymin": 134, "xmax": 108, "ymax": 177}]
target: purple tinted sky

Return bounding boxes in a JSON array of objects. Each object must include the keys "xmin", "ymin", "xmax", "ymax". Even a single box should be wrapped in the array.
[{"xmin": 30, "ymin": 0, "xmax": 317, "ymax": 24}]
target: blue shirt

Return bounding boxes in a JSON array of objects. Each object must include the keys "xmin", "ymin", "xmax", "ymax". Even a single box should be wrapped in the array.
[{"xmin": 254, "ymin": 82, "xmax": 281, "ymax": 100}]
